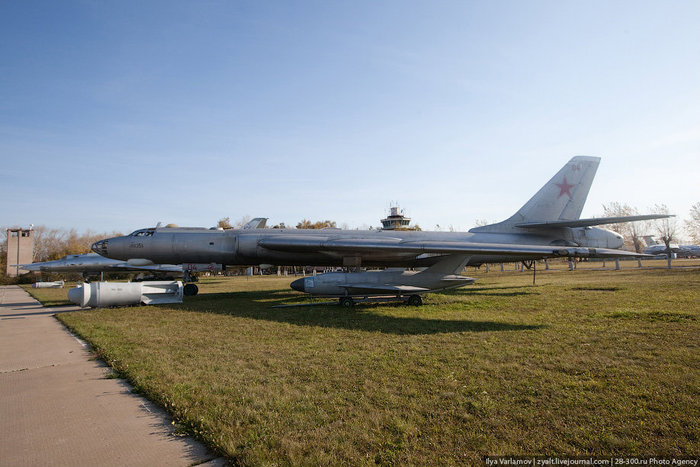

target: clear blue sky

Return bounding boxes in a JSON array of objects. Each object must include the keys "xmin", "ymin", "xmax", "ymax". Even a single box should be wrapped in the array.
[{"xmin": 2, "ymin": 1, "xmax": 699, "ymax": 235}]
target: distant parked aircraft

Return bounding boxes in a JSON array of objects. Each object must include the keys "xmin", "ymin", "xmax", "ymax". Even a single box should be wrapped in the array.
[
  {"xmin": 642, "ymin": 236, "xmax": 681, "ymax": 257},
  {"xmin": 677, "ymin": 244, "xmax": 700, "ymax": 258},
  {"xmin": 93, "ymin": 156, "xmax": 669, "ymax": 305}
]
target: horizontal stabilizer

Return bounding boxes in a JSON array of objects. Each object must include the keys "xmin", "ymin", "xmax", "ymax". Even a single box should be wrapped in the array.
[{"xmin": 515, "ymin": 214, "xmax": 674, "ymax": 229}]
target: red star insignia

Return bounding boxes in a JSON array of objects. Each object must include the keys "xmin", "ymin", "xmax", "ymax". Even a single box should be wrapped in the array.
[{"xmin": 556, "ymin": 177, "xmax": 574, "ymax": 198}]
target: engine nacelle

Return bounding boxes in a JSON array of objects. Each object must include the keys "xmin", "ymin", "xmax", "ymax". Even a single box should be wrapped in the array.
[{"xmin": 571, "ymin": 227, "xmax": 624, "ymax": 249}]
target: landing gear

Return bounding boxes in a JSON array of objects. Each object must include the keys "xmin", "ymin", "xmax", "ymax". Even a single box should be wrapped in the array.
[
  {"xmin": 183, "ymin": 270, "xmax": 199, "ymax": 283},
  {"xmin": 406, "ymin": 295, "xmax": 423, "ymax": 306},
  {"xmin": 183, "ymin": 283, "xmax": 199, "ymax": 296},
  {"xmin": 339, "ymin": 297, "xmax": 355, "ymax": 308},
  {"xmin": 182, "ymin": 269, "xmax": 199, "ymax": 296}
]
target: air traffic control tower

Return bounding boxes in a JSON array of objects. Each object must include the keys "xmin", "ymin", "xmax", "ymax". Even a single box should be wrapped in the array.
[
  {"xmin": 381, "ymin": 206, "xmax": 411, "ymax": 230},
  {"xmin": 6, "ymin": 227, "xmax": 34, "ymax": 277}
]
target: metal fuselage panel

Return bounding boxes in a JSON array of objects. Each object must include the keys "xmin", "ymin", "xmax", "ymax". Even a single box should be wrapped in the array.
[{"xmin": 121, "ymin": 230, "xmax": 238, "ymax": 265}]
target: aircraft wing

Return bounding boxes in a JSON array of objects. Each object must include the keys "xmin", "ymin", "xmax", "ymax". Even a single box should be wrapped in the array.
[
  {"xmin": 514, "ymin": 214, "xmax": 673, "ymax": 229},
  {"xmin": 16, "ymin": 261, "xmax": 183, "ymax": 274},
  {"xmin": 257, "ymin": 236, "xmax": 645, "ymax": 258},
  {"xmin": 339, "ymin": 284, "xmax": 430, "ymax": 295}
]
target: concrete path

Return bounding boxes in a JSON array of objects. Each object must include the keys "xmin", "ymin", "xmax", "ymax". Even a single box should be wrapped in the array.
[{"xmin": 0, "ymin": 285, "xmax": 227, "ymax": 467}]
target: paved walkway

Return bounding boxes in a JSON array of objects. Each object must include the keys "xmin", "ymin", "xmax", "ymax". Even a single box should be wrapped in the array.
[{"xmin": 0, "ymin": 285, "xmax": 227, "ymax": 467}]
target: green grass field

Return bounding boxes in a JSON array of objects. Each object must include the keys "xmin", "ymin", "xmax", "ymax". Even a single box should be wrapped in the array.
[{"xmin": 55, "ymin": 265, "xmax": 699, "ymax": 465}]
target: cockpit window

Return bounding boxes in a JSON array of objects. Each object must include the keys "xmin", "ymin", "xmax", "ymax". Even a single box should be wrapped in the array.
[{"xmin": 129, "ymin": 229, "xmax": 154, "ymax": 237}]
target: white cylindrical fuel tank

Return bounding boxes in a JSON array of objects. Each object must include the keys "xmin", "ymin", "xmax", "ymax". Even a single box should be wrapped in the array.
[
  {"xmin": 33, "ymin": 281, "xmax": 64, "ymax": 288},
  {"xmin": 68, "ymin": 281, "xmax": 183, "ymax": 308}
]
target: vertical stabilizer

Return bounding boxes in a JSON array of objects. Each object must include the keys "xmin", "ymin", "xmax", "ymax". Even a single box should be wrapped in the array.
[
  {"xmin": 471, "ymin": 156, "xmax": 600, "ymax": 232},
  {"xmin": 418, "ymin": 254, "xmax": 471, "ymax": 275},
  {"xmin": 643, "ymin": 235, "xmax": 657, "ymax": 246}
]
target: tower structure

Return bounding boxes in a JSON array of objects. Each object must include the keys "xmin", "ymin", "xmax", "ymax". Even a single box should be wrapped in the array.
[
  {"xmin": 6, "ymin": 227, "xmax": 34, "ymax": 277},
  {"xmin": 381, "ymin": 206, "xmax": 412, "ymax": 230}
]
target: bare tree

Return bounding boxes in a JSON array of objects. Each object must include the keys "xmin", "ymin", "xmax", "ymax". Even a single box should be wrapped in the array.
[
  {"xmin": 602, "ymin": 202, "xmax": 647, "ymax": 252},
  {"xmin": 32, "ymin": 226, "xmax": 66, "ymax": 261},
  {"xmin": 685, "ymin": 202, "xmax": 700, "ymax": 244},
  {"xmin": 628, "ymin": 218, "xmax": 647, "ymax": 254},
  {"xmin": 651, "ymin": 204, "xmax": 677, "ymax": 267}
]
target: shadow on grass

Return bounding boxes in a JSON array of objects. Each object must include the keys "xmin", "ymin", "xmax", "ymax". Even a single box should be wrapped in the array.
[
  {"xmin": 469, "ymin": 290, "xmax": 535, "ymax": 297},
  {"xmin": 570, "ymin": 286, "xmax": 621, "ymax": 292},
  {"xmin": 180, "ymin": 290, "xmax": 545, "ymax": 335},
  {"xmin": 440, "ymin": 285, "xmax": 539, "ymax": 297}
]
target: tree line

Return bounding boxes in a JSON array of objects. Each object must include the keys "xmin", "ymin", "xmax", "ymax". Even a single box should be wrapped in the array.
[
  {"xmin": 0, "ymin": 226, "xmax": 123, "ymax": 277},
  {"xmin": 602, "ymin": 202, "xmax": 700, "ymax": 253}
]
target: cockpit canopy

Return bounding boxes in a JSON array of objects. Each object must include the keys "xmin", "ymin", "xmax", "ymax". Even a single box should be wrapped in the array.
[{"xmin": 129, "ymin": 229, "xmax": 155, "ymax": 237}]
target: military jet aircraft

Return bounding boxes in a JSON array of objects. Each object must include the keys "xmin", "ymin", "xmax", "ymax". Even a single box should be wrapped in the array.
[
  {"xmin": 93, "ymin": 156, "xmax": 668, "ymax": 267},
  {"xmin": 290, "ymin": 254, "xmax": 476, "ymax": 306},
  {"xmin": 92, "ymin": 156, "xmax": 668, "ymax": 303},
  {"xmin": 643, "ymin": 242, "xmax": 700, "ymax": 258},
  {"xmin": 678, "ymin": 244, "xmax": 700, "ymax": 258},
  {"xmin": 642, "ymin": 236, "xmax": 681, "ymax": 257}
]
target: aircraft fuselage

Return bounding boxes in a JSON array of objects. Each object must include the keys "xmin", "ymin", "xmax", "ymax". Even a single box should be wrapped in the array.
[{"xmin": 92, "ymin": 225, "xmax": 624, "ymax": 268}]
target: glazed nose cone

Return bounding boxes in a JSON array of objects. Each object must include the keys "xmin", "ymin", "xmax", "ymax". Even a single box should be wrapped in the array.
[{"xmin": 91, "ymin": 239, "xmax": 108, "ymax": 256}]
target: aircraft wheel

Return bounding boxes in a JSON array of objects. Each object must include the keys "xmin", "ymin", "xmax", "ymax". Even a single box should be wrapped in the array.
[
  {"xmin": 407, "ymin": 295, "xmax": 423, "ymax": 306},
  {"xmin": 339, "ymin": 297, "xmax": 355, "ymax": 308},
  {"xmin": 183, "ymin": 283, "xmax": 199, "ymax": 296}
]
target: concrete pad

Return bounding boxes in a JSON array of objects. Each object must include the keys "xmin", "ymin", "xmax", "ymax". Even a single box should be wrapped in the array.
[
  {"xmin": 0, "ymin": 285, "xmax": 227, "ymax": 467},
  {"xmin": 0, "ymin": 307, "xmax": 86, "ymax": 373}
]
